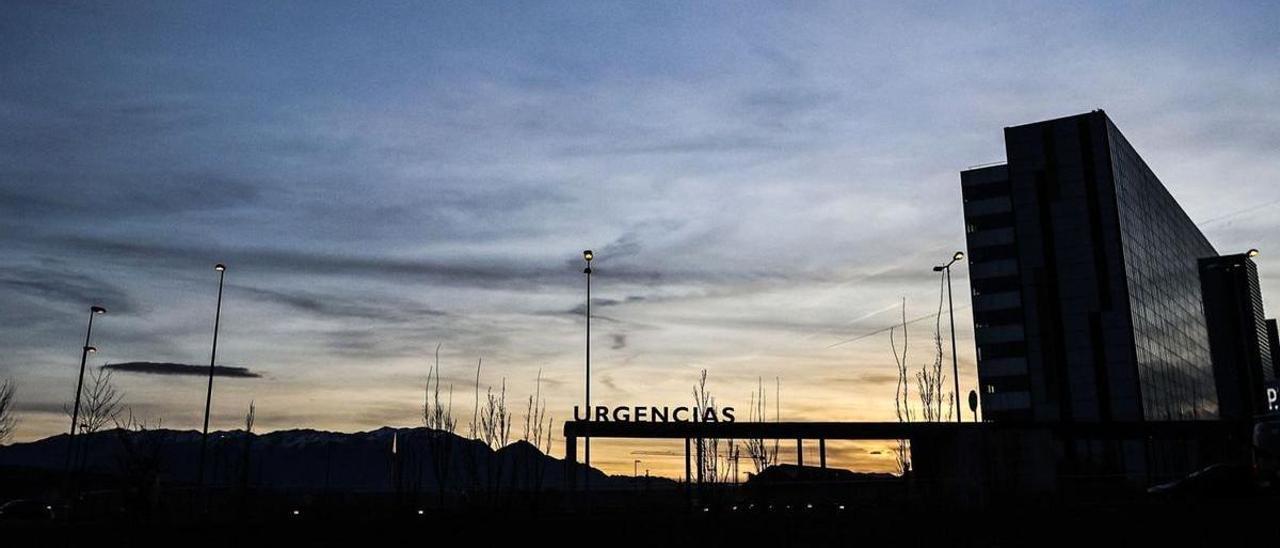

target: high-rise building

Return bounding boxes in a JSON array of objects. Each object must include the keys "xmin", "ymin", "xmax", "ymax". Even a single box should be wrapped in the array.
[
  {"xmin": 1200, "ymin": 253, "xmax": 1274, "ymax": 419},
  {"xmin": 961, "ymin": 110, "xmax": 1220, "ymax": 424}
]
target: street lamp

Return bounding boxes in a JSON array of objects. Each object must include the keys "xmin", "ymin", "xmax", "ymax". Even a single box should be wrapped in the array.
[
  {"xmin": 65, "ymin": 305, "xmax": 106, "ymax": 480},
  {"xmin": 933, "ymin": 251, "xmax": 965, "ymax": 422},
  {"xmin": 1247, "ymin": 248, "xmax": 1260, "ymax": 258},
  {"xmin": 582, "ymin": 250, "xmax": 593, "ymax": 493},
  {"xmin": 198, "ymin": 263, "xmax": 227, "ymax": 487}
]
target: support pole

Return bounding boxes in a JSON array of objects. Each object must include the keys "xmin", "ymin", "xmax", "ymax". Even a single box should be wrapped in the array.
[
  {"xmin": 947, "ymin": 265, "xmax": 961, "ymax": 423},
  {"xmin": 198, "ymin": 266, "xmax": 227, "ymax": 488},
  {"xmin": 695, "ymin": 437, "xmax": 704, "ymax": 485},
  {"xmin": 819, "ymin": 439, "xmax": 827, "ymax": 469},
  {"xmin": 796, "ymin": 439, "xmax": 803, "ymax": 467},
  {"xmin": 564, "ymin": 435, "xmax": 577, "ymax": 492},
  {"xmin": 684, "ymin": 438, "xmax": 692, "ymax": 505}
]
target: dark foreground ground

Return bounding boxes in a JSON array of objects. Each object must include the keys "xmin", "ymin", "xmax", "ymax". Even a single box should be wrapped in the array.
[{"xmin": 4, "ymin": 495, "xmax": 1278, "ymax": 548}]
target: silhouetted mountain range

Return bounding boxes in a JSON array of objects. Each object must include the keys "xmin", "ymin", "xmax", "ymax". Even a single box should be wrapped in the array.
[{"xmin": 0, "ymin": 427, "xmax": 633, "ymax": 492}]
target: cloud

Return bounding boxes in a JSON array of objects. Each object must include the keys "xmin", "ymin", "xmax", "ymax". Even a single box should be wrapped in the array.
[
  {"xmin": 229, "ymin": 284, "xmax": 446, "ymax": 323},
  {"xmin": 600, "ymin": 374, "xmax": 622, "ymax": 394},
  {"xmin": 44, "ymin": 235, "xmax": 723, "ymax": 291},
  {"xmin": 562, "ymin": 295, "xmax": 650, "ymax": 317},
  {"xmin": 0, "ymin": 170, "xmax": 261, "ymax": 221},
  {"xmin": 102, "ymin": 361, "xmax": 262, "ymax": 378},
  {"xmin": 854, "ymin": 372, "xmax": 902, "ymax": 386},
  {"xmin": 0, "ymin": 264, "xmax": 137, "ymax": 315}
]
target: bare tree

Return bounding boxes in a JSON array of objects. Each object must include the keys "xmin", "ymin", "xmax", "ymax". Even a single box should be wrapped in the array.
[
  {"xmin": 775, "ymin": 377, "xmax": 781, "ymax": 472},
  {"xmin": 239, "ymin": 400, "xmax": 256, "ymax": 500},
  {"xmin": 479, "ymin": 378, "xmax": 511, "ymax": 498},
  {"xmin": 0, "ymin": 378, "xmax": 16, "ymax": 444},
  {"xmin": 422, "ymin": 344, "xmax": 458, "ymax": 507},
  {"xmin": 62, "ymin": 367, "xmax": 124, "ymax": 473},
  {"xmin": 469, "ymin": 357, "xmax": 482, "ymax": 439},
  {"xmin": 692, "ymin": 369, "xmax": 719, "ymax": 485},
  {"xmin": 744, "ymin": 377, "xmax": 779, "ymax": 474},
  {"xmin": 723, "ymin": 440, "xmax": 741, "ymax": 484},
  {"xmin": 65, "ymin": 367, "xmax": 124, "ymax": 435},
  {"xmin": 686, "ymin": 370, "xmax": 745, "ymax": 486},
  {"xmin": 519, "ymin": 369, "xmax": 555, "ymax": 499},
  {"xmin": 480, "ymin": 379, "xmax": 511, "ymax": 449},
  {"xmin": 917, "ymin": 274, "xmax": 954, "ymax": 422},
  {"xmin": 424, "ymin": 344, "xmax": 457, "ymax": 432},
  {"xmin": 521, "ymin": 369, "xmax": 548, "ymax": 447},
  {"xmin": 890, "ymin": 298, "xmax": 913, "ymax": 474},
  {"xmin": 462, "ymin": 356, "xmax": 484, "ymax": 495},
  {"xmin": 542, "ymin": 415, "xmax": 554, "ymax": 457}
]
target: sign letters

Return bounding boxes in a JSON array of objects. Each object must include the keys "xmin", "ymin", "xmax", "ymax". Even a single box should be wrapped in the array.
[{"xmin": 573, "ymin": 405, "xmax": 736, "ymax": 423}]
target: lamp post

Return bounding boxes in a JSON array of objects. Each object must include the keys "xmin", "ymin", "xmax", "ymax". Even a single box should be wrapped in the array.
[
  {"xmin": 198, "ymin": 263, "xmax": 227, "ymax": 487},
  {"xmin": 933, "ymin": 251, "xmax": 965, "ymax": 422},
  {"xmin": 64, "ymin": 306, "xmax": 105, "ymax": 480},
  {"xmin": 582, "ymin": 249, "xmax": 593, "ymax": 493}
]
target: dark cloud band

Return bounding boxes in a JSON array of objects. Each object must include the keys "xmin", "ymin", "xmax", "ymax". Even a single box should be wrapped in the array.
[{"xmin": 103, "ymin": 361, "xmax": 261, "ymax": 378}]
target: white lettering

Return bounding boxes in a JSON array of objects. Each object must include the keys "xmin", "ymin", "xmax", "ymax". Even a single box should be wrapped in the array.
[{"xmin": 575, "ymin": 405, "xmax": 737, "ymax": 423}]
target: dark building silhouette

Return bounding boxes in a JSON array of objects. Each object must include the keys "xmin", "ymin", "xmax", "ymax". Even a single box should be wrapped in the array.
[
  {"xmin": 1269, "ymin": 319, "xmax": 1280, "ymax": 379},
  {"xmin": 962, "ymin": 110, "xmax": 1219, "ymax": 425},
  {"xmin": 1200, "ymin": 253, "xmax": 1275, "ymax": 418}
]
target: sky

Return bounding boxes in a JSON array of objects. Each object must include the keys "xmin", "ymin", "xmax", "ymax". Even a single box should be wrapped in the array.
[{"xmin": 2, "ymin": 1, "xmax": 1278, "ymax": 477}]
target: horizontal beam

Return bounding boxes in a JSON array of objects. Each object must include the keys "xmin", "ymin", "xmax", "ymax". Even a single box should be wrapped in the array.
[{"xmin": 562, "ymin": 420, "xmax": 1250, "ymax": 441}]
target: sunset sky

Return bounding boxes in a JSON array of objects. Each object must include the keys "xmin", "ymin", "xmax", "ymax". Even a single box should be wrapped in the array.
[{"xmin": 3, "ymin": 2, "xmax": 1278, "ymax": 477}]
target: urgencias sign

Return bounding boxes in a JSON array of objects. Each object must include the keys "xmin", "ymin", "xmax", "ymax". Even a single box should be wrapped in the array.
[{"xmin": 573, "ymin": 405, "xmax": 736, "ymax": 423}]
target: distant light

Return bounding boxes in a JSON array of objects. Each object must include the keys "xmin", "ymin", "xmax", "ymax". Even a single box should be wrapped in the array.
[
  {"xmin": 85, "ymin": 346, "xmax": 97, "ymax": 354},
  {"xmin": 214, "ymin": 263, "xmax": 227, "ymax": 272},
  {"xmin": 583, "ymin": 250, "xmax": 593, "ymax": 262},
  {"xmin": 838, "ymin": 504, "xmax": 846, "ymax": 511},
  {"xmin": 1248, "ymin": 249, "xmax": 1260, "ymax": 258},
  {"xmin": 953, "ymin": 251, "xmax": 965, "ymax": 262},
  {"xmin": 806, "ymin": 503, "xmax": 813, "ymax": 509},
  {"xmin": 417, "ymin": 509, "xmax": 424, "ymax": 515},
  {"xmin": 703, "ymin": 507, "xmax": 710, "ymax": 512},
  {"xmin": 91, "ymin": 306, "xmax": 106, "ymax": 315},
  {"xmin": 291, "ymin": 509, "xmax": 300, "ymax": 516},
  {"xmin": 731, "ymin": 505, "xmax": 738, "ymax": 511}
]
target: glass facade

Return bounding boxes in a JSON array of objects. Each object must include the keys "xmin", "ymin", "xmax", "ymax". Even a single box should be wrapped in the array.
[{"xmin": 1108, "ymin": 121, "xmax": 1219, "ymax": 420}]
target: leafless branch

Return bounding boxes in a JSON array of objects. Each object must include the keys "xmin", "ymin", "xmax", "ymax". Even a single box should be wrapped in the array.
[
  {"xmin": 890, "ymin": 297, "xmax": 912, "ymax": 474},
  {"xmin": 424, "ymin": 343, "xmax": 458, "ymax": 432},
  {"xmin": 469, "ymin": 357, "xmax": 482, "ymax": 439},
  {"xmin": 0, "ymin": 378, "xmax": 16, "ymax": 444},
  {"xmin": 744, "ymin": 377, "xmax": 779, "ymax": 474},
  {"xmin": 64, "ymin": 367, "xmax": 123, "ymax": 436}
]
